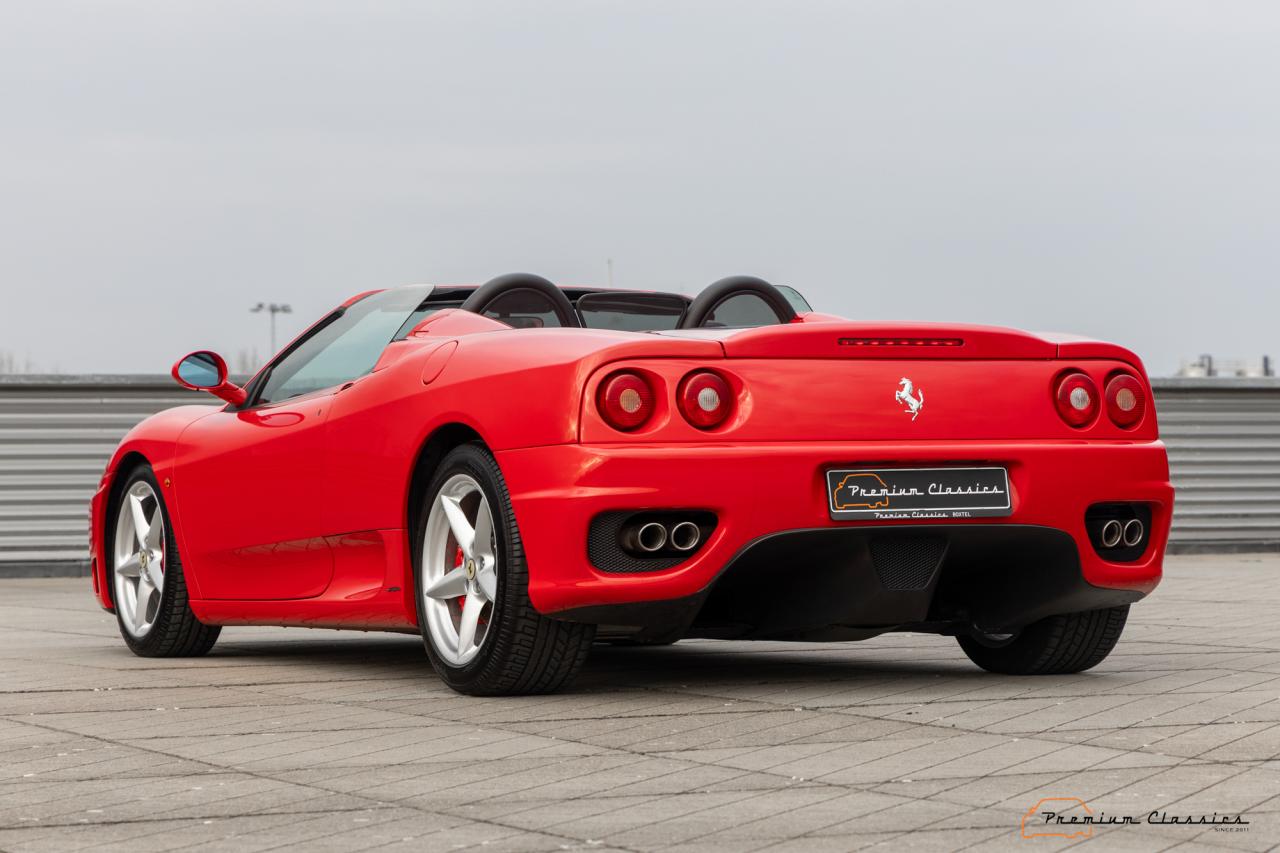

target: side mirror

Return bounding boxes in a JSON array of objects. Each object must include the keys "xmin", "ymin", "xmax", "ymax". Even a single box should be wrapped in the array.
[{"xmin": 171, "ymin": 351, "xmax": 247, "ymax": 406}]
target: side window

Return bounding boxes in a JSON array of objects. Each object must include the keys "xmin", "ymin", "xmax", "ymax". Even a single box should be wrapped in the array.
[
  {"xmin": 481, "ymin": 288, "xmax": 563, "ymax": 328},
  {"xmin": 256, "ymin": 287, "xmax": 428, "ymax": 404},
  {"xmin": 705, "ymin": 293, "xmax": 784, "ymax": 328}
]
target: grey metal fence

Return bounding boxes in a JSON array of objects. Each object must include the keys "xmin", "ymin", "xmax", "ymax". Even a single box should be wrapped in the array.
[
  {"xmin": 1154, "ymin": 378, "xmax": 1280, "ymax": 551},
  {"xmin": 1, "ymin": 375, "xmax": 1277, "ymax": 575},
  {"xmin": 0, "ymin": 376, "xmax": 198, "ymax": 573}
]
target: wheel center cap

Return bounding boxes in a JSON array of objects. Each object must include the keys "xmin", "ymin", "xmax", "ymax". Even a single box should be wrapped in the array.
[
  {"xmin": 465, "ymin": 559, "xmax": 475, "ymax": 580},
  {"xmin": 139, "ymin": 550, "xmax": 150, "ymax": 570}
]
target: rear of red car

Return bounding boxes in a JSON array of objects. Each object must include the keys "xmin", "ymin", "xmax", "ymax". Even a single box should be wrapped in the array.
[{"xmin": 499, "ymin": 320, "xmax": 1172, "ymax": 646}]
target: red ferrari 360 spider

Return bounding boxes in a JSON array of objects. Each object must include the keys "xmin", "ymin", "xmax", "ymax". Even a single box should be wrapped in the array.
[{"xmin": 90, "ymin": 274, "xmax": 1172, "ymax": 694}]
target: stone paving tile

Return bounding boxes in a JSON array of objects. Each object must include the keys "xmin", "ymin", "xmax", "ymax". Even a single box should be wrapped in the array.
[
  {"xmin": 0, "ymin": 772, "xmax": 375, "ymax": 827},
  {"xmin": 1, "ymin": 555, "xmax": 1279, "ymax": 851}
]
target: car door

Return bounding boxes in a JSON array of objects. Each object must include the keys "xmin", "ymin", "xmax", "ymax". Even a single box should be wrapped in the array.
[{"xmin": 174, "ymin": 286, "xmax": 431, "ymax": 600}]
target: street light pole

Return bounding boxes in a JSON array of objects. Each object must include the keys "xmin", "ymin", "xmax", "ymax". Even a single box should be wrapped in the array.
[{"xmin": 250, "ymin": 303, "xmax": 293, "ymax": 353}]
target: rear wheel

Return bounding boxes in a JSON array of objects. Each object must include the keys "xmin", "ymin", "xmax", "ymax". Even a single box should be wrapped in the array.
[
  {"xmin": 957, "ymin": 606, "xmax": 1128, "ymax": 675},
  {"xmin": 414, "ymin": 444, "xmax": 595, "ymax": 695},
  {"xmin": 109, "ymin": 465, "xmax": 220, "ymax": 657}
]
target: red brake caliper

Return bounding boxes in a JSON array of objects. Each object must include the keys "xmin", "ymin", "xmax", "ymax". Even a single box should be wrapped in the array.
[
  {"xmin": 454, "ymin": 546, "xmax": 466, "ymax": 611},
  {"xmin": 453, "ymin": 544, "xmax": 487, "ymax": 626}
]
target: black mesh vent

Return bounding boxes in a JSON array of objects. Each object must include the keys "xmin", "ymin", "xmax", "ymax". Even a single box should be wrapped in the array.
[
  {"xmin": 588, "ymin": 512, "xmax": 684, "ymax": 573},
  {"xmin": 869, "ymin": 536, "xmax": 946, "ymax": 590}
]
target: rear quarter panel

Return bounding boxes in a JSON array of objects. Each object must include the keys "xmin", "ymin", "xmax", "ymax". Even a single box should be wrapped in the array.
[{"xmin": 321, "ymin": 328, "xmax": 725, "ymax": 535}]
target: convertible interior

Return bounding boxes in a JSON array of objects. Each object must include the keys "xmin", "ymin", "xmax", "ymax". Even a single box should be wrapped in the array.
[
  {"xmin": 395, "ymin": 273, "xmax": 810, "ymax": 335},
  {"xmin": 247, "ymin": 275, "xmax": 812, "ymax": 406}
]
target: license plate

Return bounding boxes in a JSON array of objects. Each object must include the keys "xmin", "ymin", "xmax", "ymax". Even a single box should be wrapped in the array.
[{"xmin": 826, "ymin": 467, "xmax": 1012, "ymax": 520}]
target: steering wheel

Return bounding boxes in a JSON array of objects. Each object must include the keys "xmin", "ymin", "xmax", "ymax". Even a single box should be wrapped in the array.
[
  {"xmin": 678, "ymin": 275, "xmax": 799, "ymax": 329},
  {"xmin": 460, "ymin": 273, "xmax": 581, "ymax": 328}
]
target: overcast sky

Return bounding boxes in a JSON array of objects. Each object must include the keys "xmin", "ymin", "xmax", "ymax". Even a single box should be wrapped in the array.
[{"xmin": 1, "ymin": 1, "xmax": 1276, "ymax": 376}]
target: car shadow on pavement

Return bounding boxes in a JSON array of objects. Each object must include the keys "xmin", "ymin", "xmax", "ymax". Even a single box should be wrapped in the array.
[
  {"xmin": 577, "ymin": 641, "xmax": 984, "ymax": 689},
  {"xmin": 187, "ymin": 633, "xmax": 987, "ymax": 692}
]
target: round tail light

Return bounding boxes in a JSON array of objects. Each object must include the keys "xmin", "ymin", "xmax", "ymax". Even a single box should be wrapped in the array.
[
  {"xmin": 598, "ymin": 371, "xmax": 655, "ymax": 431},
  {"xmin": 1055, "ymin": 372, "xmax": 1099, "ymax": 427},
  {"xmin": 677, "ymin": 370, "xmax": 733, "ymax": 429},
  {"xmin": 1105, "ymin": 373, "xmax": 1147, "ymax": 428}
]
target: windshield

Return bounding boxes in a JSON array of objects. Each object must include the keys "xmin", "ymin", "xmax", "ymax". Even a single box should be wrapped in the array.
[{"xmin": 256, "ymin": 286, "xmax": 431, "ymax": 404}]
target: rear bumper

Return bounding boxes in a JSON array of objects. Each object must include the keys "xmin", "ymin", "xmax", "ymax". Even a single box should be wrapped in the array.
[
  {"xmin": 555, "ymin": 524, "xmax": 1144, "ymax": 639},
  {"xmin": 497, "ymin": 440, "xmax": 1172, "ymax": 621}
]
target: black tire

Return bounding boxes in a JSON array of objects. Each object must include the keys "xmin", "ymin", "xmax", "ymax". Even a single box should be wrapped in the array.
[
  {"xmin": 107, "ymin": 465, "xmax": 220, "ymax": 657},
  {"xmin": 413, "ymin": 444, "xmax": 595, "ymax": 695},
  {"xmin": 957, "ymin": 605, "xmax": 1129, "ymax": 675}
]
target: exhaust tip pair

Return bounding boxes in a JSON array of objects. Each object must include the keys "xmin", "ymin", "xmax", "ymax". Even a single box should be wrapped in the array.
[
  {"xmin": 636, "ymin": 521, "xmax": 701, "ymax": 553},
  {"xmin": 1100, "ymin": 518, "xmax": 1144, "ymax": 549}
]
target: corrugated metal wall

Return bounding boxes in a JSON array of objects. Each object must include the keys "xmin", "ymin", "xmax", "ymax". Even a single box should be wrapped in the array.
[
  {"xmin": 0, "ymin": 377, "xmax": 198, "ymax": 571},
  {"xmin": 1155, "ymin": 378, "xmax": 1280, "ymax": 551},
  {"xmin": 0, "ymin": 375, "xmax": 1277, "ymax": 573}
]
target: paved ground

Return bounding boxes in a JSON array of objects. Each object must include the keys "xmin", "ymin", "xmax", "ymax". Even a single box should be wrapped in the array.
[{"xmin": 1, "ymin": 556, "xmax": 1279, "ymax": 853}]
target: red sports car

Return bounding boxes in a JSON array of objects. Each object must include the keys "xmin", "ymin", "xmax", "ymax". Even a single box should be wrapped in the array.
[{"xmin": 90, "ymin": 274, "xmax": 1171, "ymax": 695}]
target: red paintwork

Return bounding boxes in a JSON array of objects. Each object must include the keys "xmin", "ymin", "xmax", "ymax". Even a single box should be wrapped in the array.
[
  {"xmin": 90, "ymin": 291, "xmax": 1173, "ymax": 633},
  {"xmin": 175, "ymin": 388, "xmax": 336, "ymax": 600}
]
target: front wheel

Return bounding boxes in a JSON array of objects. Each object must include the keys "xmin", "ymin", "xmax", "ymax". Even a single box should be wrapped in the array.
[
  {"xmin": 109, "ymin": 465, "xmax": 220, "ymax": 657},
  {"xmin": 414, "ymin": 444, "xmax": 595, "ymax": 695},
  {"xmin": 957, "ymin": 605, "xmax": 1129, "ymax": 675}
]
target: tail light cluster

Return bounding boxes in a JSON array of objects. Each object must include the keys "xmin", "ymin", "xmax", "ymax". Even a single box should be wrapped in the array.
[
  {"xmin": 677, "ymin": 371, "xmax": 732, "ymax": 429},
  {"xmin": 598, "ymin": 372, "xmax": 654, "ymax": 431},
  {"xmin": 1104, "ymin": 373, "xmax": 1147, "ymax": 428},
  {"xmin": 1053, "ymin": 370, "xmax": 1148, "ymax": 429},
  {"xmin": 597, "ymin": 369, "xmax": 736, "ymax": 432},
  {"xmin": 1054, "ymin": 372, "xmax": 1099, "ymax": 427}
]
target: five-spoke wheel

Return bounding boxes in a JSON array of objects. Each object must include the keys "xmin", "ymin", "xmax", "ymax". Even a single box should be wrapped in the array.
[
  {"xmin": 421, "ymin": 474, "xmax": 500, "ymax": 666},
  {"xmin": 414, "ymin": 444, "xmax": 595, "ymax": 695},
  {"xmin": 108, "ymin": 465, "xmax": 220, "ymax": 657},
  {"xmin": 113, "ymin": 480, "xmax": 166, "ymax": 638}
]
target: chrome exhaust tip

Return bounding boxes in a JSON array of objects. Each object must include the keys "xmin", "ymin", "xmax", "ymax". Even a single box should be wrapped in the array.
[
  {"xmin": 1100, "ymin": 519, "xmax": 1124, "ymax": 549},
  {"xmin": 669, "ymin": 521, "xmax": 701, "ymax": 552},
  {"xmin": 636, "ymin": 522, "xmax": 668, "ymax": 553},
  {"xmin": 1122, "ymin": 518, "xmax": 1145, "ymax": 548}
]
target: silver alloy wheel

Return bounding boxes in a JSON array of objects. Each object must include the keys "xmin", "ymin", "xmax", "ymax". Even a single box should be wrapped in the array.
[
  {"xmin": 421, "ymin": 474, "xmax": 499, "ymax": 666},
  {"xmin": 112, "ymin": 480, "xmax": 166, "ymax": 638}
]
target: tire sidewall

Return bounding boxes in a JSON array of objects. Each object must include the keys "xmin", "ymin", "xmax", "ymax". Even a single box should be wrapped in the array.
[
  {"xmin": 413, "ymin": 444, "xmax": 521, "ymax": 691},
  {"xmin": 958, "ymin": 606, "xmax": 1128, "ymax": 675}
]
